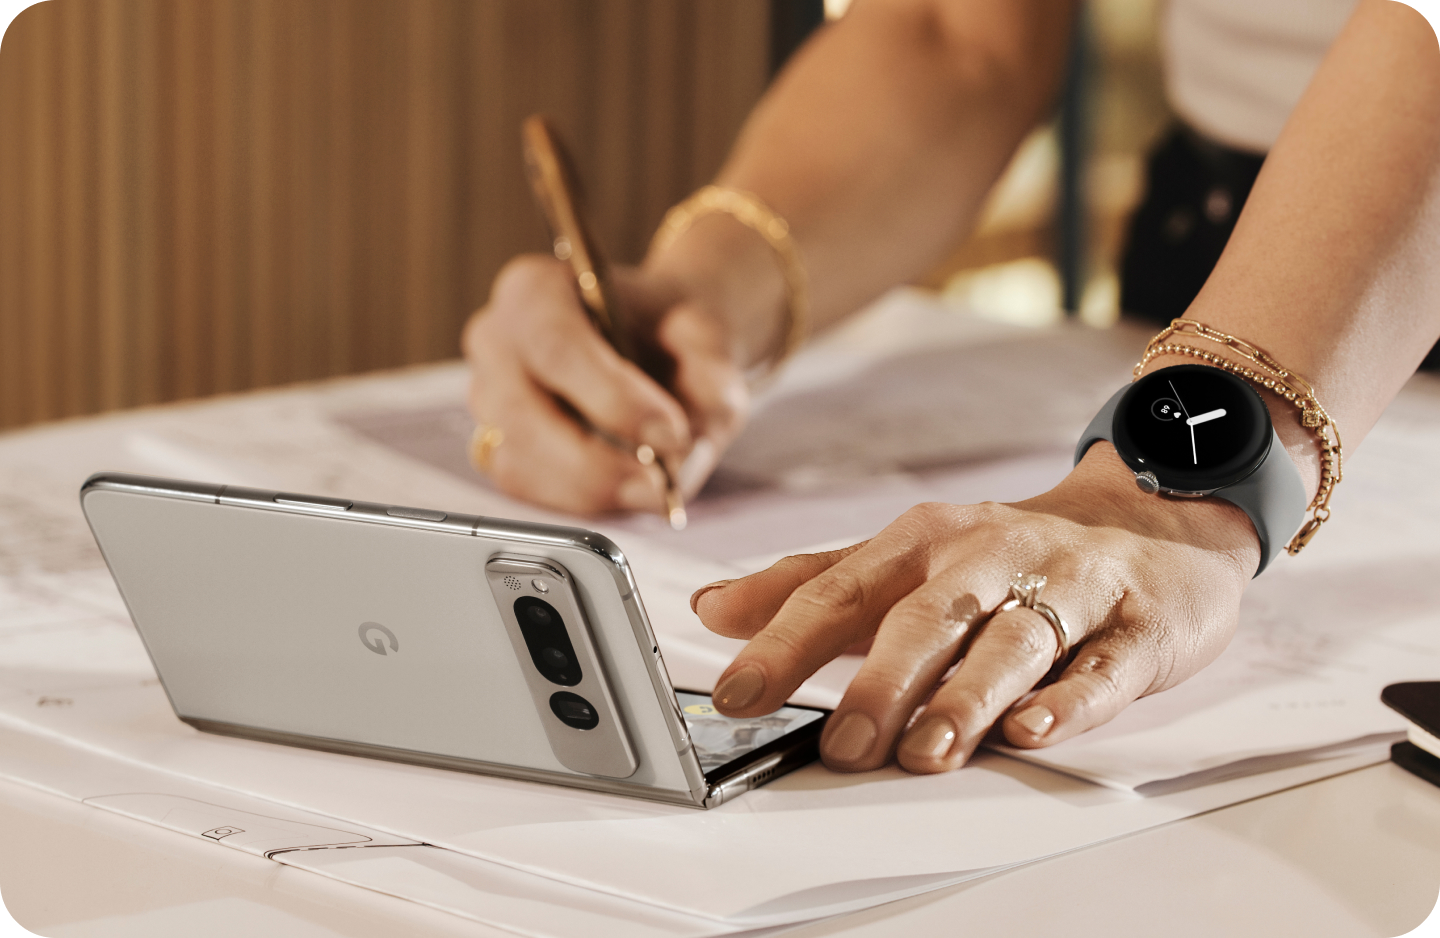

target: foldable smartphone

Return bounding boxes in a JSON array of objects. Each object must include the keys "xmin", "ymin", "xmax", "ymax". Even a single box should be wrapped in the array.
[{"xmin": 81, "ymin": 473, "xmax": 828, "ymax": 807}]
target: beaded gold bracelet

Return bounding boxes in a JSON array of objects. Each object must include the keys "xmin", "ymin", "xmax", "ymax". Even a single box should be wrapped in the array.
[
  {"xmin": 1135, "ymin": 319, "xmax": 1342, "ymax": 555},
  {"xmin": 650, "ymin": 185, "xmax": 809, "ymax": 376}
]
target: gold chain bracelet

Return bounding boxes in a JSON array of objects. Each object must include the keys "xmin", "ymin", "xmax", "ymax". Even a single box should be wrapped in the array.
[
  {"xmin": 1134, "ymin": 319, "xmax": 1342, "ymax": 555},
  {"xmin": 650, "ymin": 185, "xmax": 809, "ymax": 377}
]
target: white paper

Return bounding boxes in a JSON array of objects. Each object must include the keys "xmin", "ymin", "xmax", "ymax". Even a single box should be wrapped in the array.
[
  {"xmin": 1, "ymin": 287, "xmax": 1436, "ymax": 929},
  {"xmin": 0, "ymin": 666, "xmax": 1384, "ymax": 927},
  {"xmin": 0, "ymin": 721, "xmax": 737, "ymax": 938}
]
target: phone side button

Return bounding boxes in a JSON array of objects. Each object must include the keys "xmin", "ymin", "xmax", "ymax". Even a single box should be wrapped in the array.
[{"xmin": 385, "ymin": 506, "xmax": 447, "ymax": 522}]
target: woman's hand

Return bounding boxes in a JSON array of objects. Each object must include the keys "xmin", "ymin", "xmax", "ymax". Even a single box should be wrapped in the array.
[
  {"xmin": 691, "ymin": 443, "xmax": 1264, "ymax": 774},
  {"xmin": 461, "ymin": 255, "xmax": 749, "ymax": 516}
]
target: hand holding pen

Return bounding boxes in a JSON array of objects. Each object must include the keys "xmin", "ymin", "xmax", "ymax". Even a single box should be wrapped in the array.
[
  {"xmin": 461, "ymin": 116, "xmax": 751, "ymax": 525},
  {"xmin": 520, "ymin": 116, "xmax": 686, "ymax": 529}
]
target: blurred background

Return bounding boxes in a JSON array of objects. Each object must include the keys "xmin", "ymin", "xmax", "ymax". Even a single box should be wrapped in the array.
[{"xmin": 0, "ymin": 0, "xmax": 1168, "ymax": 433}]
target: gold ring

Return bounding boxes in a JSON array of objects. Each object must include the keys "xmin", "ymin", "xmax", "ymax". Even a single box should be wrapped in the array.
[{"xmin": 469, "ymin": 425, "xmax": 505, "ymax": 473}]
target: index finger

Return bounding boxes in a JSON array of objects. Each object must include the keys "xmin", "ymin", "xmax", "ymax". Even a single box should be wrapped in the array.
[
  {"xmin": 691, "ymin": 542, "xmax": 867, "ymax": 640},
  {"xmin": 710, "ymin": 529, "xmax": 936, "ymax": 717},
  {"xmin": 487, "ymin": 257, "xmax": 692, "ymax": 457}
]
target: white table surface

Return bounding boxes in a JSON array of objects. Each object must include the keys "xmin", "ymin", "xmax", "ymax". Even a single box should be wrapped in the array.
[
  {"xmin": 3, "ymin": 761, "xmax": 1438, "ymax": 937},
  {"xmin": 3, "ymin": 295, "xmax": 1439, "ymax": 936}
]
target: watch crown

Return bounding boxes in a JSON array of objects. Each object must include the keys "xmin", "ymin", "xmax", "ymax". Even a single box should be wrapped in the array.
[{"xmin": 1135, "ymin": 471, "xmax": 1160, "ymax": 495}]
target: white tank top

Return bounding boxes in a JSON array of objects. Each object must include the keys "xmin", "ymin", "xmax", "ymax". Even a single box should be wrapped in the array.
[{"xmin": 1163, "ymin": 0, "xmax": 1358, "ymax": 153}]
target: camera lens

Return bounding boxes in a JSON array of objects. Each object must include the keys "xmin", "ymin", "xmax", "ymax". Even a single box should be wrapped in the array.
[
  {"xmin": 513, "ymin": 596, "xmax": 581, "ymax": 686},
  {"xmin": 549, "ymin": 691, "xmax": 599, "ymax": 730}
]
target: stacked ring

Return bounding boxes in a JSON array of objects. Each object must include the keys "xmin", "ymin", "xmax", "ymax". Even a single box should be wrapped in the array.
[{"xmin": 996, "ymin": 572, "xmax": 1072, "ymax": 663}]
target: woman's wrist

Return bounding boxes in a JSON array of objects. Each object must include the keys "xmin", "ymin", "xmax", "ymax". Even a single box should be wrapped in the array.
[
  {"xmin": 642, "ymin": 210, "xmax": 790, "ymax": 370},
  {"xmin": 1060, "ymin": 441, "xmax": 1263, "ymax": 578}
]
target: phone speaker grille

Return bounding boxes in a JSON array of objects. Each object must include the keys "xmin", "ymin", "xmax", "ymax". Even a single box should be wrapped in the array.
[{"xmin": 503, "ymin": 576, "xmax": 523, "ymax": 591}]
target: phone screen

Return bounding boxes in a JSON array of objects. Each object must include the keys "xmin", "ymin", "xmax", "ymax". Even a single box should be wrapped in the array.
[{"xmin": 675, "ymin": 690, "xmax": 827, "ymax": 774}]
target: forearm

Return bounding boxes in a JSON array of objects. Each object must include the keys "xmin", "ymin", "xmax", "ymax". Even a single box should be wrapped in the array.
[
  {"xmin": 1180, "ymin": 0, "xmax": 1440, "ymax": 494},
  {"xmin": 645, "ymin": 0, "xmax": 1075, "ymax": 364}
]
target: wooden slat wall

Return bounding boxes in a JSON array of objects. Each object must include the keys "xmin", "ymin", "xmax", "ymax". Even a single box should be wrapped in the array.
[{"xmin": 0, "ymin": 0, "xmax": 770, "ymax": 430}]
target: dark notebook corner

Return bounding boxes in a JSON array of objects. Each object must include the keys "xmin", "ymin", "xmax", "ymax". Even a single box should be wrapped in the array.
[{"xmin": 1382, "ymin": 681, "xmax": 1440, "ymax": 789}]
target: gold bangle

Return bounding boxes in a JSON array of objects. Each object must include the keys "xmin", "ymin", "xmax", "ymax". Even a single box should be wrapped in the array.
[
  {"xmin": 1134, "ymin": 318, "xmax": 1343, "ymax": 555},
  {"xmin": 649, "ymin": 185, "xmax": 809, "ymax": 377}
]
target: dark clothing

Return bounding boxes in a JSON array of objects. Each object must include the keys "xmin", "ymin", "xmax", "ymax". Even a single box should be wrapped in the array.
[{"xmin": 1120, "ymin": 124, "xmax": 1440, "ymax": 371}]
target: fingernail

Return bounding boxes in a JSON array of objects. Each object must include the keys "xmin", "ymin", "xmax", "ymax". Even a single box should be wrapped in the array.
[
  {"xmin": 617, "ymin": 473, "xmax": 662, "ymax": 512},
  {"xmin": 689, "ymin": 579, "xmax": 733, "ymax": 614},
  {"xmin": 825, "ymin": 712, "xmax": 877, "ymax": 764},
  {"xmin": 900, "ymin": 716, "xmax": 956, "ymax": 762},
  {"xmin": 639, "ymin": 417, "xmax": 686, "ymax": 454},
  {"xmin": 714, "ymin": 667, "xmax": 765, "ymax": 711},
  {"xmin": 678, "ymin": 437, "xmax": 717, "ymax": 494},
  {"xmin": 1013, "ymin": 704, "xmax": 1055, "ymax": 740}
]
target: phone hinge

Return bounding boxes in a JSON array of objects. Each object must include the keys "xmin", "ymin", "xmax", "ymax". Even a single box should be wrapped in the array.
[{"xmin": 703, "ymin": 752, "xmax": 785, "ymax": 809}]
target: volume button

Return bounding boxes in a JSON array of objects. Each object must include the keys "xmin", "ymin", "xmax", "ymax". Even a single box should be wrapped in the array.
[{"xmin": 386, "ymin": 506, "xmax": 447, "ymax": 522}]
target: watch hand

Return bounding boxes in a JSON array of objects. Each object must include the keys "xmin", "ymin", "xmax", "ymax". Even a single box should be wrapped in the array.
[
  {"xmin": 1168, "ymin": 380, "xmax": 1191, "ymax": 419},
  {"xmin": 1190, "ymin": 424, "xmax": 1197, "ymax": 465},
  {"xmin": 1186, "ymin": 408, "xmax": 1227, "ymax": 427}
]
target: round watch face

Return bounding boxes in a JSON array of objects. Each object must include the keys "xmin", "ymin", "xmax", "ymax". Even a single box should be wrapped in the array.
[{"xmin": 1112, "ymin": 364, "xmax": 1272, "ymax": 492}]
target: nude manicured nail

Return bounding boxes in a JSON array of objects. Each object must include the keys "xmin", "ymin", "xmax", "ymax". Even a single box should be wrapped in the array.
[
  {"xmin": 616, "ymin": 474, "xmax": 662, "ymax": 512},
  {"xmin": 714, "ymin": 667, "xmax": 765, "ymax": 711},
  {"xmin": 689, "ymin": 579, "xmax": 733, "ymax": 613},
  {"xmin": 825, "ymin": 712, "xmax": 878, "ymax": 764},
  {"xmin": 901, "ymin": 717, "xmax": 957, "ymax": 762},
  {"xmin": 1013, "ymin": 704, "xmax": 1055, "ymax": 740}
]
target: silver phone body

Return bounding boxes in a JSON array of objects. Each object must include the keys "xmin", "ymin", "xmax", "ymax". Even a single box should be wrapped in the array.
[{"xmin": 80, "ymin": 473, "xmax": 735, "ymax": 806}]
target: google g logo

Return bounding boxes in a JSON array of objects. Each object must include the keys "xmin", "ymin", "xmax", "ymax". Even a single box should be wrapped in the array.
[{"xmin": 358, "ymin": 622, "xmax": 399, "ymax": 656}]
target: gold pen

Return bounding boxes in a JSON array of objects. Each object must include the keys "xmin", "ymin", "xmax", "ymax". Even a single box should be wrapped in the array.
[{"xmin": 521, "ymin": 114, "xmax": 687, "ymax": 531}]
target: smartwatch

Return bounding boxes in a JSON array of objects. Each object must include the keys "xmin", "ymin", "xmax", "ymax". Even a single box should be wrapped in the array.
[{"xmin": 1075, "ymin": 363, "xmax": 1307, "ymax": 576}]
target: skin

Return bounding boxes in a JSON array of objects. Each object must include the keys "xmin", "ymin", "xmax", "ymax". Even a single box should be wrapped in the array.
[
  {"xmin": 465, "ymin": 0, "xmax": 1075, "ymax": 511},
  {"xmin": 465, "ymin": 0, "xmax": 1440, "ymax": 772}
]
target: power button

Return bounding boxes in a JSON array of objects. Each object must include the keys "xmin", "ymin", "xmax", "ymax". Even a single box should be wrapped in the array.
[{"xmin": 386, "ymin": 506, "xmax": 447, "ymax": 522}]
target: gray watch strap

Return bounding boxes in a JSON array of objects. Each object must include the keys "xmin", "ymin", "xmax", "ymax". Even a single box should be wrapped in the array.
[{"xmin": 1075, "ymin": 385, "xmax": 1308, "ymax": 577}]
